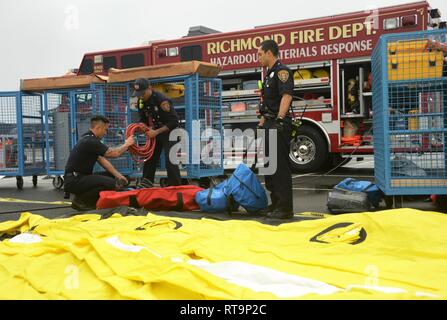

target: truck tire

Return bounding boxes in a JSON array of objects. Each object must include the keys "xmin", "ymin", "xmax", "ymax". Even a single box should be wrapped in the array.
[
  {"xmin": 289, "ymin": 125, "xmax": 328, "ymax": 173},
  {"xmin": 325, "ymin": 154, "xmax": 352, "ymax": 170}
]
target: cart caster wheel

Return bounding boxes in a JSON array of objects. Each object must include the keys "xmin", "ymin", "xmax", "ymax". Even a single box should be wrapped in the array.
[
  {"xmin": 16, "ymin": 176, "xmax": 24, "ymax": 190},
  {"xmin": 53, "ymin": 176, "xmax": 64, "ymax": 190},
  {"xmin": 32, "ymin": 175, "xmax": 38, "ymax": 187},
  {"xmin": 160, "ymin": 178, "xmax": 168, "ymax": 188}
]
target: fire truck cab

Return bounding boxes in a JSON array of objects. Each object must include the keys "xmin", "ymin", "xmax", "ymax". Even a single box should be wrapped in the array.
[{"xmin": 78, "ymin": 1, "xmax": 444, "ymax": 172}]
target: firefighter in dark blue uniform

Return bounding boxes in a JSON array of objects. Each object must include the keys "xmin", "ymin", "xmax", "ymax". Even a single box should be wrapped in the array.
[
  {"xmin": 258, "ymin": 40, "xmax": 294, "ymax": 219},
  {"xmin": 132, "ymin": 78, "xmax": 182, "ymax": 187}
]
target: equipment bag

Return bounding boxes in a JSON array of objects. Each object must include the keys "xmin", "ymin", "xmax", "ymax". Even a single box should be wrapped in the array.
[
  {"xmin": 335, "ymin": 178, "xmax": 382, "ymax": 208},
  {"xmin": 195, "ymin": 180, "xmax": 239, "ymax": 213},
  {"xmin": 196, "ymin": 164, "xmax": 268, "ymax": 214},
  {"xmin": 97, "ymin": 185, "xmax": 204, "ymax": 211},
  {"xmin": 327, "ymin": 178, "xmax": 383, "ymax": 213},
  {"xmin": 226, "ymin": 163, "xmax": 268, "ymax": 213},
  {"xmin": 327, "ymin": 188, "xmax": 372, "ymax": 214}
]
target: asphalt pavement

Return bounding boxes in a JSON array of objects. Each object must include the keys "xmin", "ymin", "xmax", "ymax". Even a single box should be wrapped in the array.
[{"xmin": 0, "ymin": 156, "xmax": 440, "ymax": 223}]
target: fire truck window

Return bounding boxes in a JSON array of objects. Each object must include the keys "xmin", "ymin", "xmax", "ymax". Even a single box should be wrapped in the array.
[
  {"xmin": 121, "ymin": 54, "xmax": 145, "ymax": 69},
  {"xmin": 180, "ymin": 45, "xmax": 202, "ymax": 62},
  {"xmin": 79, "ymin": 59, "xmax": 93, "ymax": 75},
  {"xmin": 103, "ymin": 56, "xmax": 117, "ymax": 71}
]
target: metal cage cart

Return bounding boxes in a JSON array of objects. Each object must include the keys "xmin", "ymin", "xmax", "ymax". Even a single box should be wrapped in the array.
[
  {"xmin": 372, "ymin": 29, "xmax": 447, "ymax": 204},
  {"xmin": 125, "ymin": 73, "xmax": 223, "ymax": 186},
  {"xmin": 0, "ymin": 91, "xmax": 46, "ymax": 189},
  {"xmin": 91, "ymin": 83, "xmax": 134, "ymax": 177},
  {"xmin": 44, "ymin": 87, "xmax": 96, "ymax": 189}
]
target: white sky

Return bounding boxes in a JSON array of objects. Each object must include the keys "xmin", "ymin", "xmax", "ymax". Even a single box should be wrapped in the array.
[{"xmin": 0, "ymin": 0, "xmax": 446, "ymax": 90}]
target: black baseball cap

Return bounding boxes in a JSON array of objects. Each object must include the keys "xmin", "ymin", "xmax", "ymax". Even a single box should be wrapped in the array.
[{"xmin": 132, "ymin": 78, "xmax": 150, "ymax": 97}]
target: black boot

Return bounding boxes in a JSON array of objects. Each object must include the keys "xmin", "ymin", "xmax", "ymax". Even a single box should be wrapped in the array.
[
  {"xmin": 258, "ymin": 204, "xmax": 277, "ymax": 216},
  {"xmin": 71, "ymin": 196, "xmax": 96, "ymax": 212}
]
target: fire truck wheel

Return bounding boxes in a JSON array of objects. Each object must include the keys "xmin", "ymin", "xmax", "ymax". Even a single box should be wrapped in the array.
[
  {"xmin": 16, "ymin": 176, "xmax": 24, "ymax": 190},
  {"xmin": 289, "ymin": 125, "xmax": 328, "ymax": 173}
]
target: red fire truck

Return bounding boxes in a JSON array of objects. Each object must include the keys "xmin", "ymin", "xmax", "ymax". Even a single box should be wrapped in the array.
[{"xmin": 77, "ymin": 1, "xmax": 444, "ymax": 172}]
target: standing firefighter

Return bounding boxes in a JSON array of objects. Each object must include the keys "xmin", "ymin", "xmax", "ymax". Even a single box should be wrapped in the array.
[
  {"xmin": 257, "ymin": 40, "xmax": 294, "ymax": 219},
  {"xmin": 132, "ymin": 78, "xmax": 182, "ymax": 187}
]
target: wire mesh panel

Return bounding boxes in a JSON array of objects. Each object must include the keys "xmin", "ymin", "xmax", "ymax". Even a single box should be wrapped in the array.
[
  {"xmin": 373, "ymin": 29, "xmax": 447, "ymax": 195},
  {"xmin": 190, "ymin": 77, "xmax": 223, "ymax": 178},
  {"xmin": 0, "ymin": 92, "xmax": 20, "ymax": 175},
  {"xmin": 21, "ymin": 93, "xmax": 45, "ymax": 175},
  {"xmin": 136, "ymin": 75, "xmax": 224, "ymax": 180},
  {"xmin": 46, "ymin": 88, "xmax": 100, "ymax": 177},
  {"xmin": 141, "ymin": 76, "xmax": 189, "ymax": 179},
  {"xmin": 45, "ymin": 90, "xmax": 79, "ymax": 175},
  {"xmin": 92, "ymin": 84, "xmax": 132, "ymax": 175},
  {"xmin": 0, "ymin": 92, "xmax": 45, "ymax": 178},
  {"xmin": 73, "ymin": 90, "xmax": 95, "ymax": 142}
]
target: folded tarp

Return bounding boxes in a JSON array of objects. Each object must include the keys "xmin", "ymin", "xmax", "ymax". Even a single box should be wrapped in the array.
[{"xmin": 0, "ymin": 209, "xmax": 446, "ymax": 299}]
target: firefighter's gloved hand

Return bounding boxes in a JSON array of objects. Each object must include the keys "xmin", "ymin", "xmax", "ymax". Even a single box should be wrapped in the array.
[{"xmin": 272, "ymin": 117, "xmax": 285, "ymax": 132}]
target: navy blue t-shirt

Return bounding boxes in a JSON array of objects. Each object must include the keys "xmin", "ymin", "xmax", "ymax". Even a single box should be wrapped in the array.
[
  {"xmin": 65, "ymin": 131, "xmax": 109, "ymax": 175},
  {"xmin": 138, "ymin": 91, "xmax": 179, "ymax": 130}
]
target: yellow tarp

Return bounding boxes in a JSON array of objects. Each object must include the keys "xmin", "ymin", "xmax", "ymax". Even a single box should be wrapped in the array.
[{"xmin": 0, "ymin": 209, "xmax": 446, "ymax": 300}]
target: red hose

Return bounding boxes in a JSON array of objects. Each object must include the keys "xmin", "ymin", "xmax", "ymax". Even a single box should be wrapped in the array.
[{"xmin": 126, "ymin": 123, "xmax": 156, "ymax": 162}]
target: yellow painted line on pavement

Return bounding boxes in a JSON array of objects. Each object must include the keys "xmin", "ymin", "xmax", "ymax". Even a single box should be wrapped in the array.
[{"xmin": 0, "ymin": 198, "xmax": 71, "ymax": 205}]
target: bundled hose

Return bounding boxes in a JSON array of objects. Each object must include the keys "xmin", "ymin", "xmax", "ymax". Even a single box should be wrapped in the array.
[{"xmin": 126, "ymin": 123, "xmax": 156, "ymax": 162}]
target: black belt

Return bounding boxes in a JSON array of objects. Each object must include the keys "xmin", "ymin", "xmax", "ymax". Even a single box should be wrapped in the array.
[
  {"xmin": 264, "ymin": 113, "xmax": 291, "ymax": 120},
  {"xmin": 263, "ymin": 113, "xmax": 277, "ymax": 120},
  {"xmin": 65, "ymin": 172, "xmax": 83, "ymax": 178}
]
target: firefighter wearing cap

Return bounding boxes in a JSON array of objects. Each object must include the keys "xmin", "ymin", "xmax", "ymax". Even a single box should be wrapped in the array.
[
  {"xmin": 257, "ymin": 40, "xmax": 294, "ymax": 219},
  {"xmin": 132, "ymin": 78, "xmax": 182, "ymax": 186}
]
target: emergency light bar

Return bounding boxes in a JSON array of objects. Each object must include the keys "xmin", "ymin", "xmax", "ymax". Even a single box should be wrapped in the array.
[
  {"xmin": 384, "ymin": 17, "xmax": 400, "ymax": 30},
  {"xmin": 168, "ymin": 47, "xmax": 179, "ymax": 57},
  {"xmin": 157, "ymin": 47, "xmax": 179, "ymax": 58},
  {"xmin": 401, "ymin": 15, "xmax": 417, "ymax": 27}
]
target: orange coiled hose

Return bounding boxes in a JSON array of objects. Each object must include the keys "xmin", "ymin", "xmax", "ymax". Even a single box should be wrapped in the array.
[{"xmin": 126, "ymin": 123, "xmax": 156, "ymax": 162}]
